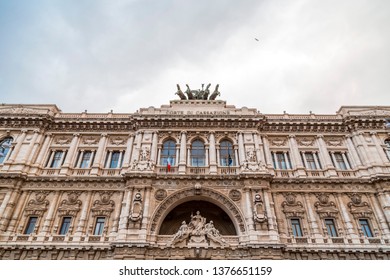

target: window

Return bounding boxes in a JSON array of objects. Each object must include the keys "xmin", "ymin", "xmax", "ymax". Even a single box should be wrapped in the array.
[
  {"xmin": 301, "ymin": 152, "xmax": 321, "ymax": 170},
  {"xmin": 59, "ymin": 217, "xmax": 72, "ymax": 235},
  {"xmin": 160, "ymin": 140, "xmax": 176, "ymax": 166},
  {"xmin": 325, "ymin": 219, "xmax": 338, "ymax": 237},
  {"xmin": 384, "ymin": 139, "xmax": 390, "ymax": 161},
  {"xmin": 219, "ymin": 140, "xmax": 235, "ymax": 166},
  {"xmin": 330, "ymin": 152, "xmax": 350, "ymax": 170},
  {"xmin": 190, "ymin": 140, "xmax": 205, "ymax": 167},
  {"xmin": 0, "ymin": 137, "xmax": 13, "ymax": 164},
  {"xmin": 24, "ymin": 216, "xmax": 38, "ymax": 234},
  {"xmin": 272, "ymin": 152, "xmax": 291, "ymax": 169},
  {"xmin": 359, "ymin": 219, "xmax": 373, "ymax": 237},
  {"xmin": 104, "ymin": 151, "xmax": 123, "ymax": 168},
  {"xmin": 93, "ymin": 217, "xmax": 105, "ymax": 235},
  {"xmin": 47, "ymin": 150, "xmax": 66, "ymax": 168},
  {"xmin": 76, "ymin": 150, "xmax": 95, "ymax": 168},
  {"xmin": 291, "ymin": 218, "xmax": 303, "ymax": 237}
]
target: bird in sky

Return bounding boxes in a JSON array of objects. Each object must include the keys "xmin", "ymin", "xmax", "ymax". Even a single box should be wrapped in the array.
[{"xmin": 255, "ymin": 38, "xmax": 259, "ymax": 41}]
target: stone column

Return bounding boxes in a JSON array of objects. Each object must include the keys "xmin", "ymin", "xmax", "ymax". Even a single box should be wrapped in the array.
[
  {"xmin": 263, "ymin": 190, "xmax": 276, "ymax": 232},
  {"xmin": 341, "ymin": 152, "xmax": 351, "ymax": 169},
  {"xmin": 122, "ymin": 133, "xmax": 135, "ymax": 169},
  {"xmin": 377, "ymin": 191, "xmax": 390, "ymax": 225},
  {"xmin": 5, "ymin": 189, "xmax": 27, "ymax": 233},
  {"xmin": 0, "ymin": 190, "xmax": 12, "ymax": 221},
  {"xmin": 262, "ymin": 135, "xmax": 273, "ymax": 168},
  {"xmin": 371, "ymin": 132, "xmax": 389, "ymax": 164},
  {"xmin": 24, "ymin": 129, "xmax": 41, "ymax": 165},
  {"xmin": 141, "ymin": 187, "xmax": 152, "ymax": 231},
  {"xmin": 41, "ymin": 191, "xmax": 60, "ymax": 234},
  {"xmin": 209, "ymin": 132, "xmax": 217, "ymax": 174},
  {"xmin": 110, "ymin": 191, "xmax": 124, "ymax": 235},
  {"xmin": 7, "ymin": 129, "xmax": 27, "ymax": 163},
  {"xmin": 288, "ymin": 135, "xmax": 305, "ymax": 176},
  {"xmin": 237, "ymin": 132, "xmax": 245, "ymax": 166},
  {"xmin": 357, "ymin": 132, "xmax": 375, "ymax": 165},
  {"xmin": 345, "ymin": 135, "xmax": 362, "ymax": 167},
  {"xmin": 304, "ymin": 194, "xmax": 322, "ymax": 239},
  {"xmin": 253, "ymin": 133, "xmax": 264, "ymax": 165},
  {"xmin": 118, "ymin": 188, "xmax": 134, "ymax": 234},
  {"xmin": 368, "ymin": 193, "xmax": 390, "ymax": 237},
  {"xmin": 178, "ymin": 131, "xmax": 187, "ymax": 174},
  {"xmin": 316, "ymin": 135, "xmax": 337, "ymax": 177},
  {"xmin": 150, "ymin": 131, "xmax": 158, "ymax": 163},
  {"xmin": 34, "ymin": 133, "xmax": 53, "ymax": 168},
  {"xmin": 335, "ymin": 193, "xmax": 358, "ymax": 240},
  {"xmin": 131, "ymin": 131, "xmax": 143, "ymax": 163},
  {"xmin": 75, "ymin": 191, "xmax": 93, "ymax": 236},
  {"xmin": 60, "ymin": 133, "xmax": 80, "ymax": 175},
  {"xmin": 90, "ymin": 133, "xmax": 108, "ymax": 175},
  {"xmin": 243, "ymin": 188, "xmax": 255, "ymax": 232}
]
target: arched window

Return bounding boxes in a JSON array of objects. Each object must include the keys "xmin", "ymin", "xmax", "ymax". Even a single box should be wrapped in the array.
[
  {"xmin": 191, "ymin": 140, "xmax": 205, "ymax": 166},
  {"xmin": 160, "ymin": 140, "xmax": 176, "ymax": 166},
  {"xmin": 0, "ymin": 137, "xmax": 13, "ymax": 164},
  {"xmin": 385, "ymin": 139, "xmax": 390, "ymax": 161},
  {"xmin": 219, "ymin": 140, "xmax": 235, "ymax": 166}
]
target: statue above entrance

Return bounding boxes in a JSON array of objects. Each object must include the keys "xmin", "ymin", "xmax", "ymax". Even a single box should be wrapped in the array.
[
  {"xmin": 175, "ymin": 84, "xmax": 220, "ymax": 100},
  {"xmin": 169, "ymin": 211, "xmax": 227, "ymax": 247}
]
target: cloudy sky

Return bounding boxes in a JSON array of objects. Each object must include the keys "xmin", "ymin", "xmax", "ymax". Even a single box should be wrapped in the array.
[{"xmin": 0, "ymin": 0, "xmax": 389, "ymax": 114}]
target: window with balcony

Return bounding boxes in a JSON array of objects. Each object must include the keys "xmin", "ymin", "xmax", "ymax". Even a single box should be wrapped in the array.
[
  {"xmin": 93, "ymin": 217, "xmax": 105, "ymax": 235},
  {"xmin": 290, "ymin": 218, "xmax": 303, "ymax": 237},
  {"xmin": 330, "ymin": 152, "xmax": 350, "ymax": 170},
  {"xmin": 160, "ymin": 140, "xmax": 176, "ymax": 167},
  {"xmin": 24, "ymin": 216, "xmax": 38, "ymax": 234},
  {"xmin": 59, "ymin": 217, "xmax": 72, "ymax": 235},
  {"xmin": 271, "ymin": 151, "xmax": 292, "ymax": 169},
  {"xmin": 46, "ymin": 150, "xmax": 66, "ymax": 168},
  {"xmin": 75, "ymin": 150, "xmax": 95, "ymax": 168},
  {"xmin": 359, "ymin": 219, "xmax": 373, "ymax": 237},
  {"xmin": 104, "ymin": 150, "xmax": 124, "ymax": 168},
  {"xmin": 324, "ymin": 218, "xmax": 338, "ymax": 237},
  {"xmin": 219, "ymin": 140, "xmax": 235, "ymax": 166},
  {"xmin": 190, "ymin": 140, "xmax": 205, "ymax": 167},
  {"xmin": 301, "ymin": 151, "xmax": 321, "ymax": 170},
  {"xmin": 0, "ymin": 137, "xmax": 13, "ymax": 164},
  {"xmin": 384, "ymin": 139, "xmax": 390, "ymax": 161}
]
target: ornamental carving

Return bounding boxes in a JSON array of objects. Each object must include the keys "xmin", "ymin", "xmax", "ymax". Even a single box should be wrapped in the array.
[
  {"xmin": 91, "ymin": 191, "xmax": 115, "ymax": 217},
  {"xmin": 241, "ymin": 147, "xmax": 264, "ymax": 172},
  {"xmin": 228, "ymin": 190, "xmax": 241, "ymax": 201},
  {"xmin": 151, "ymin": 187, "xmax": 246, "ymax": 233},
  {"xmin": 130, "ymin": 146, "xmax": 155, "ymax": 171},
  {"xmin": 24, "ymin": 191, "xmax": 50, "ymax": 216},
  {"xmin": 169, "ymin": 211, "xmax": 227, "ymax": 247},
  {"xmin": 81, "ymin": 136, "xmax": 99, "ymax": 145},
  {"xmin": 154, "ymin": 189, "xmax": 168, "ymax": 201},
  {"xmin": 314, "ymin": 193, "xmax": 339, "ymax": 218},
  {"xmin": 282, "ymin": 193, "xmax": 305, "ymax": 218},
  {"xmin": 347, "ymin": 193, "xmax": 373, "ymax": 218},
  {"xmin": 53, "ymin": 136, "xmax": 72, "ymax": 145},
  {"xmin": 58, "ymin": 191, "xmax": 82, "ymax": 217},
  {"xmin": 109, "ymin": 136, "xmax": 126, "ymax": 146},
  {"xmin": 297, "ymin": 137, "xmax": 315, "ymax": 147},
  {"xmin": 129, "ymin": 192, "xmax": 143, "ymax": 222},
  {"xmin": 270, "ymin": 137, "xmax": 287, "ymax": 147},
  {"xmin": 253, "ymin": 193, "xmax": 267, "ymax": 224},
  {"xmin": 325, "ymin": 137, "xmax": 343, "ymax": 146}
]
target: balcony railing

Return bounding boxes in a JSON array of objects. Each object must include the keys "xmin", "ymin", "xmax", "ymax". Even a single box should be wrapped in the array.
[
  {"xmin": 337, "ymin": 170, "xmax": 356, "ymax": 177},
  {"xmin": 40, "ymin": 168, "xmax": 61, "ymax": 176},
  {"xmin": 218, "ymin": 166, "xmax": 240, "ymax": 175},
  {"xmin": 101, "ymin": 168, "xmax": 121, "ymax": 176},
  {"xmin": 72, "ymin": 168, "xmax": 91, "ymax": 176},
  {"xmin": 306, "ymin": 170, "xmax": 326, "ymax": 177},
  {"xmin": 274, "ymin": 170, "xmax": 295, "ymax": 178},
  {"xmin": 188, "ymin": 167, "xmax": 208, "ymax": 174},
  {"xmin": 156, "ymin": 166, "xmax": 178, "ymax": 174}
]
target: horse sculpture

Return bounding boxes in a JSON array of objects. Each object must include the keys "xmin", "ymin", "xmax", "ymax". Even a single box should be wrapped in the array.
[
  {"xmin": 203, "ymin": 83, "xmax": 211, "ymax": 100},
  {"xmin": 209, "ymin": 84, "xmax": 220, "ymax": 100},
  {"xmin": 175, "ymin": 84, "xmax": 187, "ymax": 100}
]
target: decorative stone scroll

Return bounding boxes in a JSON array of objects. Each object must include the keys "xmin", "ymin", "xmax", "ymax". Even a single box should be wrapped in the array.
[
  {"xmin": 24, "ymin": 191, "xmax": 50, "ymax": 217},
  {"xmin": 314, "ymin": 193, "xmax": 339, "ymax": 219},
  {"xmin": 91, "ymin": 191, "xmax": 115, "ymax": 217},
  {"xmin": 169, "ymin": 211, "xmax": 227, "ymax": 247},
  {"xmin": 57, "ymin": 191, "xmax": 82, "ymax": 217},
  {"xmin": 129, "ymin": 192, "xmax": 143, "ymax": 222},
  {"xmin": 253, "ymin": 193, "xmax": 267, "ymax": 223},
  {"xmin": 347, "ymin": 193, "xmax": 373, "ymax": 218},
  {"xmin": 281, "ymin": 193, "xmax": 305, "ymax": 218}
]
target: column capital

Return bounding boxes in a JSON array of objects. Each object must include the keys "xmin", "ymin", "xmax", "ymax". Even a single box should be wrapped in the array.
[
  {"xmin": 33, "ymin": 129, "xmax": 40, "ymax": 134},
  {"xmin": 100, "ymin": 133, "xmax": 108, "ymax": 137},
  {"xmin": 128, "ymin": 132, "xmax": 135, "ymax": 138},
  {"xmin": 288, "ymin": 134, "xmax": 296, "ymax": 139},
  {"xmin": 20, "ymin": 129, "xmax": 28, "ymax": 134},
  {"xmin": 180, "ymin": 130, "xmax": 187, "ymax": 135},
  {"xmin": 73, "ymin": 133, "xmax": 80, "ymax": 137},
  {"xmin": 316, "ymin": 134, "xmax": 324, "ymax": 139},
  {"xmin": 370, "ymin": 131, "xmax": 378, "ymax": 136}
]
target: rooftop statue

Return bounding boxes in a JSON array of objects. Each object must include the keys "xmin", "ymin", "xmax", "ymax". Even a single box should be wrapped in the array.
[{"xmin": 176, "ymin": 84, "xmax": 220, "ymax": 100}]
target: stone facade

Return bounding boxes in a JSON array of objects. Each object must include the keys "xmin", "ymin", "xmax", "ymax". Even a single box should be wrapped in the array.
[{"xmin": 0, "ymin": 99, "xmax": 390, "ymax": 259}]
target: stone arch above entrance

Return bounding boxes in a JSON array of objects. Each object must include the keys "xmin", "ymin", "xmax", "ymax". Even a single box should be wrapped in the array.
[{"xmin": 150, "ymin": 187, "xmax": 246, "ymax": 234}]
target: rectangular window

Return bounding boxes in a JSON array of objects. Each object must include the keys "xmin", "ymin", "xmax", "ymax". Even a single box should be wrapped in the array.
[
  {"xmin": 305, "ymin": 153, "xmax": 316, "ymax": 169},
  {"xmin": 272, "ymin": 152, "xmax": 291, "ymax": 170},
  {"xmin": 50, "ymin": 151, "xmax": 64, "ymax": 168},
  {"xmin": 93, "ymin": 217, "xmax": 105, "ymax": 235},
  {"xmin": 291, "ymin": 218, "xmax": 303, "ymax": 237},
  {"xmin": 109, "ymin": 151, "xmax": 121, "ymax": 168},
  {"xmin": 325, "ymin": 219, "xmax": 338, "ymax": 237},
  {"xmin": 59, "ymin": 217, "xmax": 72, "ymax": 235},
  {"xmin": 78, "ymin": 151, "xmax": 94, "ymax": 168},
  {"xmin": 359, "ymin": 219, "xmax": 373, "ymax": 237},
  {"xmin": 330, "ymin": 152, "xmax": 350, "ymax": 170},
  {"xmin": 24, "ymin": 216, "xmax": 38, "ymax": 234}
]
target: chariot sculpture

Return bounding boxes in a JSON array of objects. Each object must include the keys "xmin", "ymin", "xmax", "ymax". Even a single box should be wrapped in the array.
[{"xmin": 175, "ymin": 84, "xmax": 220, "ymax": 100}]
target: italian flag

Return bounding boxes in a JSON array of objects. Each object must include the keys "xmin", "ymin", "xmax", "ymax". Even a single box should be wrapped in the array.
[{"xmin": 167, "ymin": 157, "xmax": 171, "ymax": 172}]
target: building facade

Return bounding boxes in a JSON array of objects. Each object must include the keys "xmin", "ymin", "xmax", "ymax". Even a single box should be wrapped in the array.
[{"xmin": 1, "ymin": 91, "xmax": 390, "ymax": 259}]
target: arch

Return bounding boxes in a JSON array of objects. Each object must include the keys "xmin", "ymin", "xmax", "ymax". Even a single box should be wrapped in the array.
[
  {"xmin": 150, "ymin": 187, "xmax": 246, "ymax": 234},
  {"xmin": 190, "ymin": 139, "xmax": 205, "ymax": 166},
  {"xmin": 219, "ymin": 139, "xmax": 235, "ymax": 166},
  {"xmin": 0, "ymin": 137, "xmax": 13, "ymax": 164},
  {"xmin": 160, "ymin": 139, "xmax": 177, "ymax": 166}
]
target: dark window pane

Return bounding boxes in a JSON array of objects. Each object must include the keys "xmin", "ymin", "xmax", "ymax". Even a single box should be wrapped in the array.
[
  {"xmin": 24, "ymin": 217, "xmax": 37, "ymax": 234},
  {"xmin": 220, "ymin": 140, "xmax": 235, "ymax": 166},
  {"xmin": 80, "ymin": 151, "xmax": 92, "ymax": 168},
  {"xmin": 291, "ymin": 218, "xmax": 303, "ymax": 237},
  {"xmin": 325, "ymin": 219, "xmax": 338, "ymax": 237},
  {"xmin": 50, "ymin": 151, "xmax": 63, "ymax": 168},
  {"xmin": 94, "ymin": 217, "xmax": 105, "ymax": 235},
  {"xmin": 359, "ymin": 219, "xmax": 373, "ymax": 237},
  {"xmin": 0, "ymin": 137, "xmax": 13, "ymax": 164},
  {"xmin": 160, "ymin": 140, "xmax": 176, "ymax": 166},
  {"xmin": 191, "ymin": 140, "xmax": 205, "ymax": 167},
  {"xmin": 59, "ymin": 217, "xmax": 72, "ymax": 235},
  {"xmin": 109, "ymin": 151, "xmax": 121, "ymax": 168}
]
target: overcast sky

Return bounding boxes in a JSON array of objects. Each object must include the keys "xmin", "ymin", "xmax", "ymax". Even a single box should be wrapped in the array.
[{"xmin": 0, "ymin": 0, "xmax": 389, "ymax": 114}]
